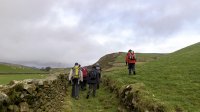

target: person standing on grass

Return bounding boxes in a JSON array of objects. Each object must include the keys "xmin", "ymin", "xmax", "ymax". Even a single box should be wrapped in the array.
[
  {"xmin": 80, "ymin": 66, "xmax": 88, "ymax": 91},
  {"xmin": 69, "ymin": 62, "xmax": 83, "ymax": 100},
  {"xmin": 127, "ymin": 50, "xmax": 136, "ymax": 75},
  {"xmin": 86, "ymin": 65, "xmax": 99, "ymax": 99},
  {"xmin": 95, "ymin": 63, "xmax": 101, "ymax": 89}
]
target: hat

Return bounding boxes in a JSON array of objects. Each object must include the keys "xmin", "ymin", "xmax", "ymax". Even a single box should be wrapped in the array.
[
  {"xmin": 92, "ymin": 65, "xmax": 96, "ymax": 69},
  {"xmin": 75, "ymin": 62, "xmax": 78, "ymax": 65}
]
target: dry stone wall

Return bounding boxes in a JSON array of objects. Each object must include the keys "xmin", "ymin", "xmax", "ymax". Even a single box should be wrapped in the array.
[
  {"xmin": 0, "ymin": 74, "xmax": 67, "ymax": 112},
  {"xmin": 102, "ymin": 76, "xmax": 168, "ymax": 112}
]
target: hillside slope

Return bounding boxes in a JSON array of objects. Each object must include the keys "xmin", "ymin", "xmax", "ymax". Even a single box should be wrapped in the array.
[
  {"xmin": 139, "ymin": 42, "xmax": 200, "ymax": 111},
  {"xmin": 102, "ymin": 42, "xmax": 200, "ymax": 111},
  {"xmin": 0, "ymin": 63, "xmax": 45, "ymax": 74}
]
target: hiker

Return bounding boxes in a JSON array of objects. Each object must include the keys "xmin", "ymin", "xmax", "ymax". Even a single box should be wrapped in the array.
[
  {"xmin": 69, "ymin": 62, "xmax": 83, "ymax": 99},
  {"xmin": 86, "ymin": 65, "xmax": 99, "ymax": 99},
  {"xmin": 80, "ymin": 66, "xmax": 88, "ymax": 91},
  {"xmin": 127, "ymin": 50, "xmax": 136, "ymax": 75},
  {"xmin": 125, "ymin": 50, "xmax": 132, "ymax": 66},
  {"xmin": 95, "ymin": 63, "xmax": 101, "ymax": 89}
]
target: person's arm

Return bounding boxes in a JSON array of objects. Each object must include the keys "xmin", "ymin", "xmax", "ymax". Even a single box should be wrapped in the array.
[
  {"xmin": 80, "ymin": 71, "xmax": 83, "ymax": 82},
  {"xmin": 68, "ymin": 69, "xmax": 73, "ymax": 81},
  {"xmin": 125, "ymin": 55, "xmax": 128, "ymax": 65},
  {"xmin": 97, "ymin": 72, "xmax": 100, "ymax": 83}
]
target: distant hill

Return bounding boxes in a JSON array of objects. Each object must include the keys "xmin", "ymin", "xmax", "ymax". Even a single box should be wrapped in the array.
[
  {"xmin": 0, "ymin": 62, "xmax": 46, "ymax": 74},
  {"xmin": 95, "ymin": 52, "xmax": 165, "ymax": 70}
]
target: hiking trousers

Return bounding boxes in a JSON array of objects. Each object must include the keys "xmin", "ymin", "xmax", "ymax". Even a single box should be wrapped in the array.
[
  {"xmin": 81, "ymin": 77, "xmax": 87, "ymax": 90},
  {"xmin": 87, "ymin": 83, "xmax": 97, "ymax": 97},
  {"xmin": 128, "ymin": 63, "xmax": 136, "ymax": 75},
  {"xmin": 72, "ymin": 78, "xmax": 79, "ymax": 98},
  {"xmin": 97, "ymin": 73, "xmax": 101, "ymax": 89}
]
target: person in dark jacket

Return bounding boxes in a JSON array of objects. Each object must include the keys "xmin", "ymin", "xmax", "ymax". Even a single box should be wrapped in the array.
[
  {"xmin": 95, "ymin": 63, "xmax": 101, "ymax": 89},
  {"xmin": 86, "ymin": 66, "xmax": 99, "ymax": 99}
]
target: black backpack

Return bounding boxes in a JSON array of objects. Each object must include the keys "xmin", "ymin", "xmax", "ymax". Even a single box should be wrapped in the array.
[{"xmin": 90, "ymin": 71, "xmax": 97, "ymax": 80}]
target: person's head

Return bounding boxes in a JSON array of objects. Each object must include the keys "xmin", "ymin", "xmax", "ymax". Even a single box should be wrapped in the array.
[
  {"xmin": 96, "ymin": 63, "xmax": 99, "ymax": 66},
  {"xmin": 92, "ymin": 65, "xmax": 96, "ymax": 69},
  {"xmin": 128, "ymin": 49, "xmax": 132, "ymax": 52},
  {"xmin": 79, "ymin": 64, "xmax": 81, "ymax": 67},
  {"xmin": 131, "ymin": 51, "xmax": 134, "ymax": 53},
  {"xmin": 75, "ymin": 62, "xmax": 78, "ymax": 66}
]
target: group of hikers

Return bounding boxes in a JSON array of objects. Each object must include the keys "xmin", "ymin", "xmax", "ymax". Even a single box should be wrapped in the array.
[
  {"xmin": 68, "ymin": 49, "xmax": 136, "ymax": 100},
  {"xmin": 68, "ymin": 63, "xmax": 101, "ymax": 100}
]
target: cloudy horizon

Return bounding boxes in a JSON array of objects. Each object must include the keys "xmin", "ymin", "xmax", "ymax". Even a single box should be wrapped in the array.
[{"xmin": 0, "ymin": 0, "xmax": 200, "ymax": 68}]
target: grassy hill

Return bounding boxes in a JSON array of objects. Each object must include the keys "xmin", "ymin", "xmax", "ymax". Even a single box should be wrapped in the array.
[
  {"xmin": 0, "ymin": 63, "xmax": 48, "ymax": 84},
  {"xmin": 0, "ymin": 63, "xmax": 46, "ymax": 74},
  {"xmin": 101, "ymin": 42, "xmax": 200, "ymax": 111}
]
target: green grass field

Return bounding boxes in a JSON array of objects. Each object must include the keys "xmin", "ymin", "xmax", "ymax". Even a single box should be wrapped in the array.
[
  {"xmin": 0, "ymin": 74, "xmax": 47, "ymax": 85},
  {"xmin": 0, "ymin": 63, "xmax": 49, "ymax": 85},
  {"xmin": 103, "ymin": 42, "xmax": 200, "ymax": 111}
]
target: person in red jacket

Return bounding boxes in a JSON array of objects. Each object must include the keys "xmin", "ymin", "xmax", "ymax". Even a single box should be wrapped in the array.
[
  {"xmin": 81, "ymin": 67, "xmax": 88, "ymax": 91},
  {"xmin": 127, "ymin": 50, "xmax": 136, "ymax": 75}
]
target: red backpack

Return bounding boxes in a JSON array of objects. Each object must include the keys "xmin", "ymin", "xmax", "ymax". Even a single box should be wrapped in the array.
[{"xmin": 82, "ymin": 67, "xmax": 88, "ymax": 78}]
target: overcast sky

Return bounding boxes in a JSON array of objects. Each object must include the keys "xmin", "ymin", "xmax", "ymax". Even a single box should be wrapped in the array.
[{"xmin": 0, "ymin": 0, "xmax": 200, "ymax": 67}]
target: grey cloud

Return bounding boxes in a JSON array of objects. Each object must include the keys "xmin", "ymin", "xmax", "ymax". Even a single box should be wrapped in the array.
[{"xmin": 0, "ymin": 0, "xmax": 200, "ymax": 67}]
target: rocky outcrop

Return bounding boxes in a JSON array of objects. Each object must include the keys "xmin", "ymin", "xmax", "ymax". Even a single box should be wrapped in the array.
[{"xmin": 0, "ymin": 74, "xmax": 67, "ymax": 112}]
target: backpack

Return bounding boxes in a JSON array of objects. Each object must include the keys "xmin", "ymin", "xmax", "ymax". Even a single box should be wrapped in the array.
[
  {"xmin": 82, "ymin": 67, "xmax": 88, "ymax": 78},
  {"xmin": 72, "ymin": 66, "xmax": 80, "ymax": 78},
  {"xmin": 129, "ymin": 53, "xmax": 136, "ymax": 60},
  {"xmin": 90, "ymin": 71, "xmax": 97, "ymax": 80}
]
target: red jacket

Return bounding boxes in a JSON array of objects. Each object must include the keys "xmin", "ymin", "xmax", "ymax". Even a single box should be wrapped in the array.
[{"xmin": 127, "ymin": 52, "xmax": 136, "ymax": 63}]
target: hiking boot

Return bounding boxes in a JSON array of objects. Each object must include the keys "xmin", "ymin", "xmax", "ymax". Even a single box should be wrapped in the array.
[
  {"xmin": 129, "ymin": 71, "xmax": 132, "ymax": 75},
  {"xmin": 75, "ymin": 96, "xmax": 79, "ymax": 100},
  {"xmin": 86, "ymin": 95, "xmax": 89, "ymax": 99}
]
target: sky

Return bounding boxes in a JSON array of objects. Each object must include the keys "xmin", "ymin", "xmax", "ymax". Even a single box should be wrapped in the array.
[{"xmin": 0, "ymin": 0, "xmax": 200, "ymax": 67}]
